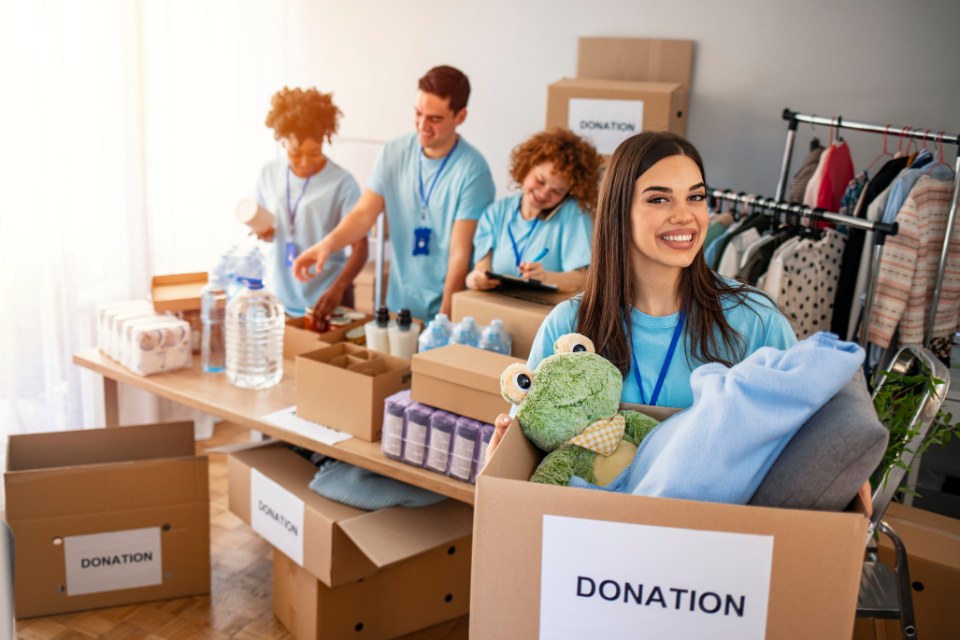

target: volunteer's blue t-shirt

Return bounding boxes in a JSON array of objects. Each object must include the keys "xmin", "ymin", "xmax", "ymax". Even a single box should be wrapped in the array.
[
  {"xmin": 367, "ymin": 133, "xmax": 495, "ymax": 321},
  {"xmin": 527, "ymin": 285, "xmax": 798, "ymax": 409},
  {"xmin": 256, "ymin": 157, "xmax": 360, "ymax": 317},
  {"xmin": 472, "ymin": 194, "xmax": 593, "ymax": 276}
]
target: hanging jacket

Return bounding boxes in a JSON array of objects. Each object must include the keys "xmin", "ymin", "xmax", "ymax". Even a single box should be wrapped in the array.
[
  {"xmin": 787, "ymin": 145, "xmax": 825, "ymax": 204},
  {"xmin": 868, "ymin": 176, "xmax": 960, "ymax": 348},
  {"xmin": 816, "ymin": 141, "xmax": 855, "ymax": 212}
]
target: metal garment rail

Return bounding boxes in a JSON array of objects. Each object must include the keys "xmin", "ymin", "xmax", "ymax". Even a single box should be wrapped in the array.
[
  {"xmin": 776, "ymin": 109, "xmax": 960, "ymax": 347},
  {"xmin": 710, "ymin": 188, "xmax": 898, "ymax": 349}
]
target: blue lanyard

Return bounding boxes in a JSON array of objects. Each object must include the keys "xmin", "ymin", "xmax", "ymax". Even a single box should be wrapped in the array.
[
  {"xmin": 630, "ymin": 310, "xmax": 686, "ymax": 406},
  {"xmin": 286, "ymin": 166, "xmax": 312, "ymax": 233},
  {"xmin": 417, "ymin": 138, "xmax": 459, "ymax": 219},
  {"xmin": 506, "ymin": 202, "xmax": 541, "ymax": 268}
]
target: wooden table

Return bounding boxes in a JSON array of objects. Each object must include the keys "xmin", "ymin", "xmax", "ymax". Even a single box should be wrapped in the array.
[{"xmin": 73, "ymin": 349, "xmax": 475, "ymax": 505}]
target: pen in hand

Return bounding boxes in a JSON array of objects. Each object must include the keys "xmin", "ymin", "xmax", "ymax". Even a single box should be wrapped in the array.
[{"xmin": 530, "ymin": 247, "xmax": 549, "ymax": 263}]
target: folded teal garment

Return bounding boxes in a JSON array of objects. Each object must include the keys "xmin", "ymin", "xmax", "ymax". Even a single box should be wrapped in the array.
[{"xmin": 308, "ymin": 460, "xmax": 446, "ymax": 511}]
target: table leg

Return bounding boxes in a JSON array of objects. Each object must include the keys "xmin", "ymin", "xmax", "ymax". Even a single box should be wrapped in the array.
[{"xmin": 103, "ymin": 377, "xmax": 120, "ymax": 427}]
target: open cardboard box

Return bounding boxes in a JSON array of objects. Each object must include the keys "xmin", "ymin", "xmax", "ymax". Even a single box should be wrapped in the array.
[
  {"xmin": 451, "ymin": 290, "xmax": 560, "ymax": 360},
  {"xmin": 470, "ymin": 405, "xmax": 870, "ymax": 639},
  {"xmin": 228, "ymin": 442, "xmax": 473, "ymax": 590},
  {"xmin": 411, "ymin": 344, "xmax": 517, "ymax": 423},
  {"xmin": 4, "ymin": 422, "xmax": 210, "ymax": 618},
  {"xmin": 296, "ymin": 343, "xmax": 411, "ymax": 441},
  {"xmin": 150, "ymin": 272, "xmax": 207, "ymax": 313},
  {"xmin": 284, "ymin": 310, "xmax": 372, "ymax": 359}
]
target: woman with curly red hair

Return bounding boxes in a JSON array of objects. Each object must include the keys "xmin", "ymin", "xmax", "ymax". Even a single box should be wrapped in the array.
[
  {"xmin": 467, "ymin": 128, "xmax": 602, "ymax": 293},
  {"xmin": 255, "ymin": 86, "xmax": 367, "ymax": 320}
]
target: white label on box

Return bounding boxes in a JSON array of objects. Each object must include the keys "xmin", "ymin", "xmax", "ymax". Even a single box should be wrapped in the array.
[
  {"xmin": 568, "ymin": 98, "xmax": 645, "ymax": 155},
  {"xmin": 251, "ymin": 468, "xmax": 305, "ymax": 565},
  {"xmin": 63, "ymin": 527, "xmax": 162, "ymax": 596},
  {"xmin": 540, "ymin": 515, "xmax": 773, "ymax": 640},
  {"xmin": 448, "ymin": 434, "xmax": 477, "ymax": 480}
]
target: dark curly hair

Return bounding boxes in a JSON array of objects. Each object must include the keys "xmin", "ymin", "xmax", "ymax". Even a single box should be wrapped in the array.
[
  {"xmin": 264, "ymin": 87, "xmax": 342, "ymax": 144},
  {"xmin": 509, "ymin": 128, "xmax": 602, "ymax": 216}
]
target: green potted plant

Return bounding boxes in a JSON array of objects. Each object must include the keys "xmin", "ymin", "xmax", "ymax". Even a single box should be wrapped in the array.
[{"xmin": 872, "ymin": 364, "xmax": 959, "ymax": 497}]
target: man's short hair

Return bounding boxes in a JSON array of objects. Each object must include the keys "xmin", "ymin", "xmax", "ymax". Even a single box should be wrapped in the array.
[{"xmin": 418, "ymin": 66, "xmax": 471, "ymax": 114}]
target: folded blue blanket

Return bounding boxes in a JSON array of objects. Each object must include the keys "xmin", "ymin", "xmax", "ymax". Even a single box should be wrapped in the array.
[{"xmin": 569, "ymin": 332, "xmax": 864, "ymax": 503}]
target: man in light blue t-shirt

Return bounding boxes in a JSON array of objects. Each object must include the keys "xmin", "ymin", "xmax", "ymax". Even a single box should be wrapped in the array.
[{"xmin": 292, "ymin": 66, "xmax": 496, "ymax": 322}]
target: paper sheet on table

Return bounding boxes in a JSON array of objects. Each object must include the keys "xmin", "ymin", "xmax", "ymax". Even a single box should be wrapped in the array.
[{"xmin": 260, "ymin": 405, "xmax": 353, "ymax": 445}]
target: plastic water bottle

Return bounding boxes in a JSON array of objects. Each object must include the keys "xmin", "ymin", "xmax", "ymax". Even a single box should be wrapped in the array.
[
  {"xmin": 225, "ymin": 277, "xmax": 285, "ymax": 389},
  {"xmin": 479, "ymin": 319, "xmax": 511, "ymax": 355},
  {"xmin": 200, "ymin": 271, "xmax": 228, "ymax": 373},
  {"xmin": 417, "ymin": 320, "xmax": 449, "ymax": 353},
  {"xmin": 451, "ymin": 316, "xmax": 481, "ymax": 347},
  {"xmin": 222, "ymin": 245, "xmax": 243, "ymax": 301}
]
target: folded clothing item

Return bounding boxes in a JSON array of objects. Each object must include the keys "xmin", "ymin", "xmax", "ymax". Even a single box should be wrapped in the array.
[
  {"xmin": 749, "ymin": 368, "xmax": 888, "ymax": 511},
  {"xmin": 570, "ymin": 332, "xmax": 865, "ymax": 504},
  {"xmin": 308, "ymin": 459, "xmax": 446, "ymax": 511}
]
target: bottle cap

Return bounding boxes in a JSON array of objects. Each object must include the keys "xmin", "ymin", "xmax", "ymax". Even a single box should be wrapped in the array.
[
  {"xmin": 375, "ymin": 306, "xmax": 390, "ymax": 327},
  {"xmin": 237, "ymin": 277, "xmax": 264, "ymax": 290},
  {"xmin": 397, "ymin": 309, "xmax": 412, "ymax": 329}
]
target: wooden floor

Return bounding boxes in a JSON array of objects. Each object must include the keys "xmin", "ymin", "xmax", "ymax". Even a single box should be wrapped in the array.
[{"xmin": 14, "ymin": 422, "xmax": 469, "ymax": 639}]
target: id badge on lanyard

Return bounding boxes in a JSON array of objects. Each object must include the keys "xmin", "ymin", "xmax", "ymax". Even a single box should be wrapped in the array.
[
  {"xmin": 414, "ymin": 138, "xmax": 458, "ymax": 258},
  {"xmin": 285, "ymin": 241, "xmax": 298, "ymax": 267}
]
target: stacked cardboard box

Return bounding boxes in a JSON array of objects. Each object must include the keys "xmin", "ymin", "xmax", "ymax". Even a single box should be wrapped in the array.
[
  {"xmin": 547, "ymin": 37, "xmax": 695, "ymax": 158},
  {"xmin": 451, "ymin": 290, "xmax": 561, "ymax": 361},
  {"xmin": 229, "ymin": 443, "xmax": 473, "ymax": 639}
]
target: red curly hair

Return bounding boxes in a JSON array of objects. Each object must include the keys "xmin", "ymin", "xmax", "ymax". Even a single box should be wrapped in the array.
[
  {"xmin": 265, "ymin": 87, "xmax": 342, "ymax": 144},
  {"xmin": 509, "ymin": 128, "xmax": 602, "ymax": 216}
]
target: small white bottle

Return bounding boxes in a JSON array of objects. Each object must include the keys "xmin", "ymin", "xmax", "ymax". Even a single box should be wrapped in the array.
[
  {"xmin": 364, "ymin": 306, "xmax": 391, "ymax": 354},
  {"xmin": 388, "ymin": 309, "xmax": 421, "ymax": 359}
]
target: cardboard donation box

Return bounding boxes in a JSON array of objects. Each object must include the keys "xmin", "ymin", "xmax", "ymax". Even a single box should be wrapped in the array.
[
  {"xmin": 451, "ymin": 289, "xmax": 558, "ymax": 361},
  {"xmin": 546, "ymin": 78, "xmax": 686, "ymax": 155},
  {"xmin": 284, "ymin": 311, "xmax": 372, "ymax": 359},
  {"xmin": 548, "ymin": 37, "xmax": 695, "ymax": 156},
  {"xmin": 856, "ymin": 503, "xmax": 960, "ymax": 640},
  {"xmin": 284, "ymin": 317, "xmax": 330, "ymax": 359},
  {"xmin": 4, "ymin": 422, "xmax": 210, "ymax": 618},
  {"xmin": 228, "ymin": 443, "xmax": 473, "ymax": 639},
  {"xmin": 150, "ymin": 272, "xmax": 207, "ymax": 312},
  {"xmin": 411, "ymin": 344, "xmax": 517, "ymax": 423},
  {"xmin": 470, "ymin": 406, "xmax": 870, "ymax": 640},
  {"xmin": 296, "ymin": 343, "xmax": 411, "ymax": 441}
]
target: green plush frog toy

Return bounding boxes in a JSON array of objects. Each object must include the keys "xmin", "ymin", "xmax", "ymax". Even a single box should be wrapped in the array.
[{"xmin": 500, "ymin": 333, "xmax": 660, "ymax": 486}]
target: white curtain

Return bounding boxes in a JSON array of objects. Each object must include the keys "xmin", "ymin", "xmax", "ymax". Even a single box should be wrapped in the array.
[{"xmin": 0, "ymin": 0, "xmax": 292, "ymax": 507}]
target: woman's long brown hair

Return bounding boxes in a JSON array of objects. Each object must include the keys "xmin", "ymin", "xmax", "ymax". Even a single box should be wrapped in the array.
[{"xmin": 578, "ymin": 132, "xmax": 760, "ymax": 374}]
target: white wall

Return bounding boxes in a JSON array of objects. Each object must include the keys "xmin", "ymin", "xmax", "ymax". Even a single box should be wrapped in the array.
[{"xmin": 280, "ymin": 0, "xmax": 960, "ymax": 197}]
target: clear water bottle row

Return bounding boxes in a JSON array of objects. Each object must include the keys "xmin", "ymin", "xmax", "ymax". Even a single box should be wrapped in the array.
[
  {"xmin": 202, "ymin": 245, "xmax": 269, "ymax": 375},
  {"xmin": 417, "ymin": 314, "xmax": 511, "ymax": 355}
]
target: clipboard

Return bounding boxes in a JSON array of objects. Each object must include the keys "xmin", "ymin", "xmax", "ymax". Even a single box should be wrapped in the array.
[{"xmin": 485, "ymin": 271, "xmax": 559, "ymax": 293}]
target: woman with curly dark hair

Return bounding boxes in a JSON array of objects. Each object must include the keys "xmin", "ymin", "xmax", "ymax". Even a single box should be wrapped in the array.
[
  {"xmin": 255, "ymin": 86, "xmax": 367, "ymax": 321},
  {"xmin": 466, "ymin": 128, "xmax": 602, "ymax": 293}
]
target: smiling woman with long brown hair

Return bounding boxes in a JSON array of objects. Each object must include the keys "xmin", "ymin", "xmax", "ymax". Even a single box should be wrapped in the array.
[{"xmin": 486, "ymin": 131, "xmax": 797, "ymax": 455}]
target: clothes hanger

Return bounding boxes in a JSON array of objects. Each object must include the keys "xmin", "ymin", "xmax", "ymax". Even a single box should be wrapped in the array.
[
  {"xmin": 808, "ymin": 118, "xmax": 821, "ymax": 152},
  {"xmin": 866, "ymin": 124, "xmax": 894, "ymax": 173}
]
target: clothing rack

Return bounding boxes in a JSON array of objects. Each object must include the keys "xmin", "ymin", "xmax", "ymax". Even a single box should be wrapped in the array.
[
  {"xmin": 709, "ymin": 188, "xmax": 898, "ymax": 349},
  {"xmin": 776, "ymin": 109, "xmax": 960, "ymax": 348}
]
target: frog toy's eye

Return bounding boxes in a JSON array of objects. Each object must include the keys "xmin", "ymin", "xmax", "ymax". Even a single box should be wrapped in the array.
[
  {"xmin": 501, "ymin": 362, "xmax": 535, "ymax": 404},
  {"xmin": 554, "ymin": 333, "xmax": 596, "ymax": 354}
]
